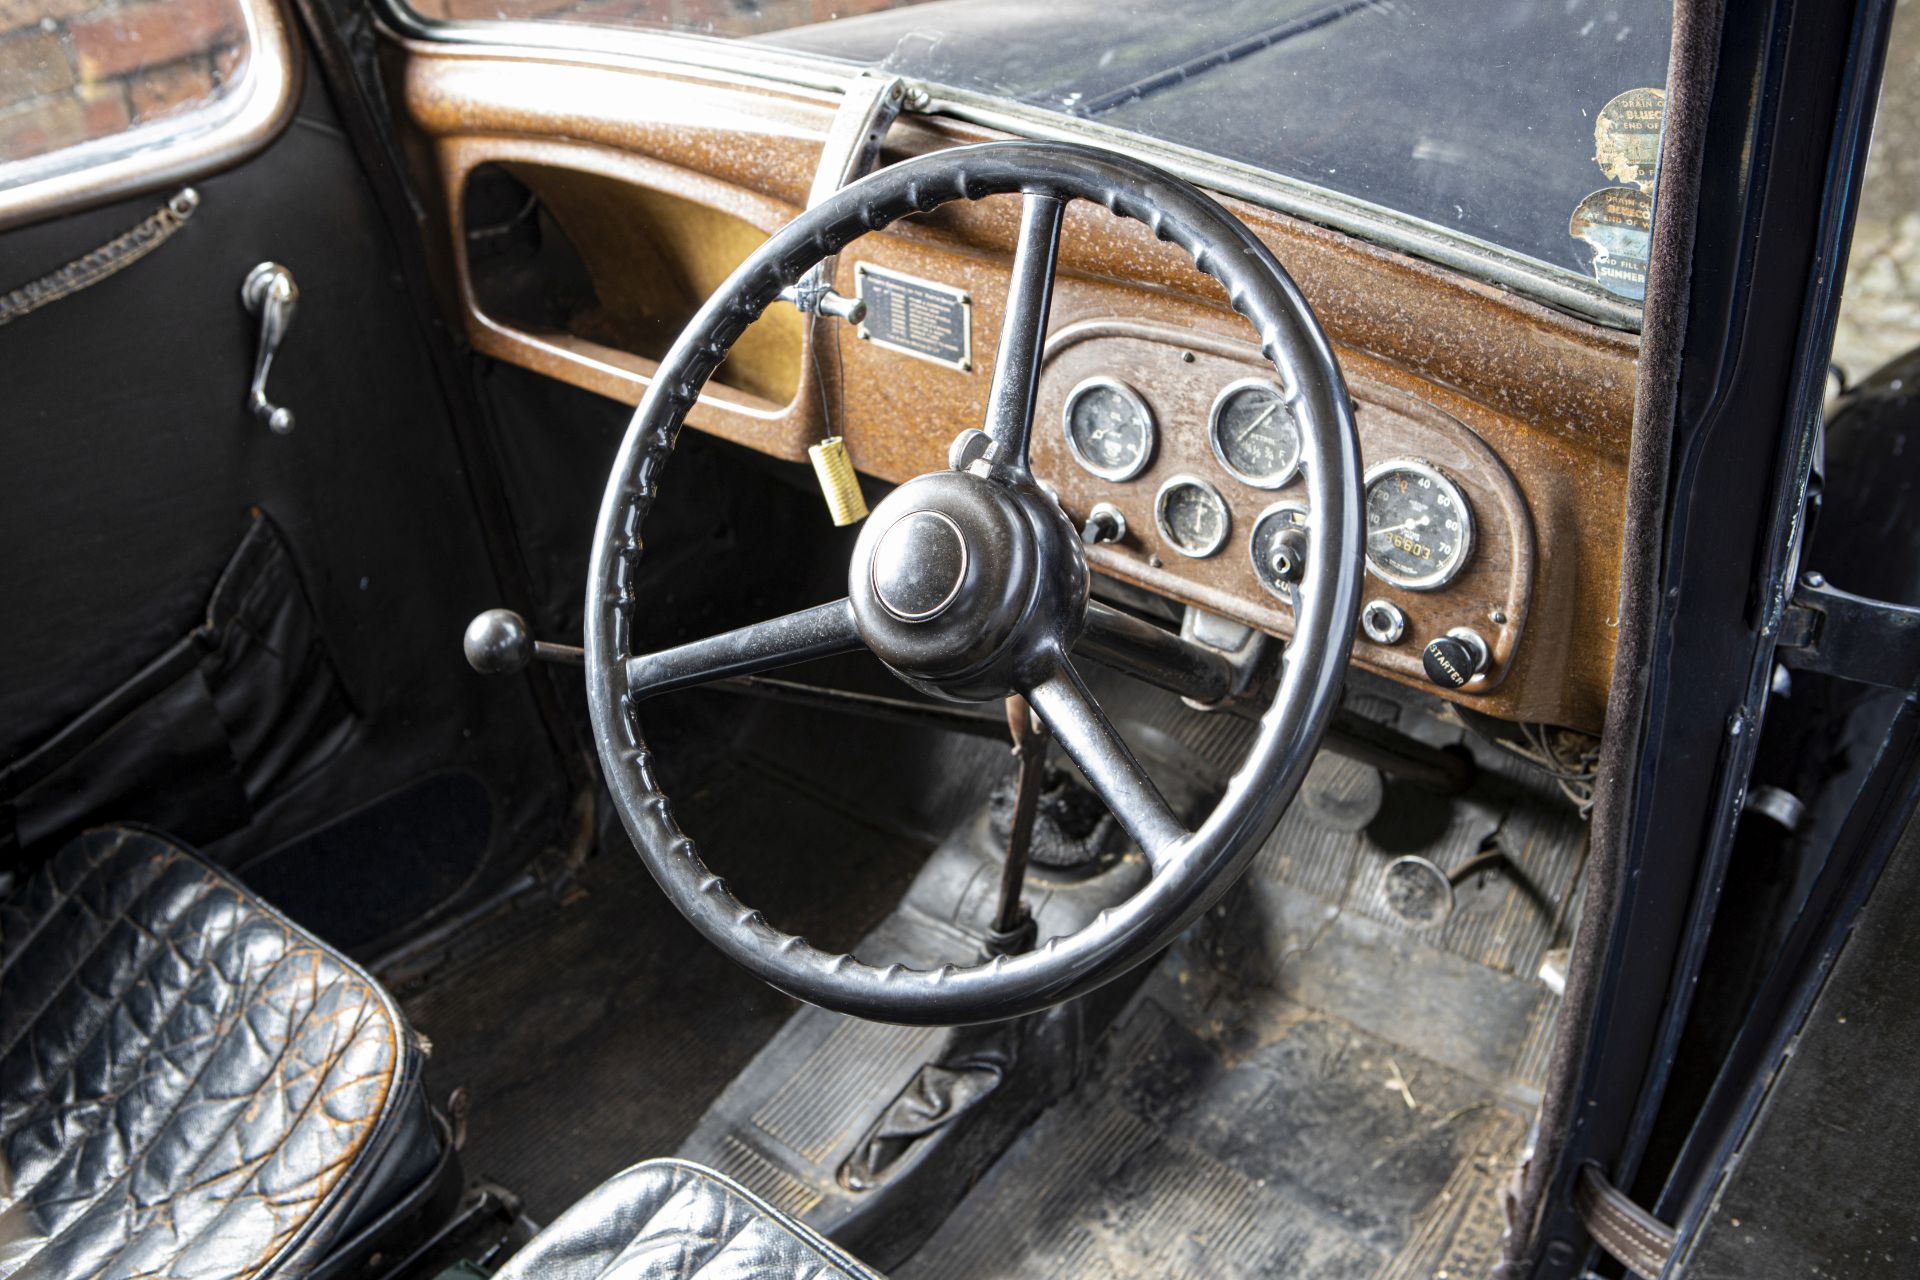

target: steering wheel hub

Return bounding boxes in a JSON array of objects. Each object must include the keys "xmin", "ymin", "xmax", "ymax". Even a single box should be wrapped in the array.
[
  {"xmin": 870, "ymin": 510, "xmax": 968, "ymax": 622},
  {"xmin": 848, "ymin": 470, "xmax": 1089, "ymax": 701}
]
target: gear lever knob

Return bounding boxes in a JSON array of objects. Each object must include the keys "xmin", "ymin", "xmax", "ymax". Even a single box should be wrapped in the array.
[
  {"xmin": 464, "ymin": 609, "xmax": 585, "ymax": 673},
  {"xmin": 464, "ymin": 609, "xmax": 534, "ymax": 675}
]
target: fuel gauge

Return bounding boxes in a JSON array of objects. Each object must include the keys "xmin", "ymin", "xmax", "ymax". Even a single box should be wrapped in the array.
[{"xmin": 1210, "ymin": 379, "xmax": 1303, "ymax": 489}]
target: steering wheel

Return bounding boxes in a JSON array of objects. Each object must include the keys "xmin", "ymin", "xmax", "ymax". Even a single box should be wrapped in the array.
[{"xmin": 586, "ymin": 141, "xmax": 1363, "ymax": 1025}]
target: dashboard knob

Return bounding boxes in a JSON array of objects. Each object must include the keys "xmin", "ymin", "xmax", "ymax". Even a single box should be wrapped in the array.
[
  {"xmin": 1268, "ymin": 527, "xmax": 1309, "ymax": 583},
  {"xmin": 1421, "ymin": 627, "xmax": 1490, "ymax": 690},
  {"xmin": 1080, "ymin": 502, "xmax": 1128, "ymax": 546}
]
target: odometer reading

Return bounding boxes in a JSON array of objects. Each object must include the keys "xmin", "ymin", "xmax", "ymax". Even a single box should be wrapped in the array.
[
  {"xmin": 1209, "ymin": 379, "xmax": 1303, "ymax": 489},
  {"xmin": 1062, "ymin": 377, "xmax": 1155, "ymax": 481},
  {"xmin": 1364, "ymin": 460, "xmax": 1474, "ymax": 590},
  {"xmin": 1154, "ymin": 475, "xmax": 1231, "ymax": 559}
]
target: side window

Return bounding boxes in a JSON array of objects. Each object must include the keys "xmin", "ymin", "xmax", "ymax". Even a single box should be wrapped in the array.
[
  {"xmin": 1, "ymin": 0, "xmax": 250, "ymax": 164},
  {"xmin": 1832, "ymin": 4, "xmax": 1918, "ymax": 383},
  {"xmin": 0, "ymin": 0, "xmax": 293, "ymax": 217}
]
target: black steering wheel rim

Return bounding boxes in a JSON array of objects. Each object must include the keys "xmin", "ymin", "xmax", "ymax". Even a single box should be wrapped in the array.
[{"xmin": 586, "ymin": 140, "xmax": 1363, "ymax": 1025}]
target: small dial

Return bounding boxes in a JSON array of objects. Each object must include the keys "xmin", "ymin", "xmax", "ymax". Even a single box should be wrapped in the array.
[
  {"xmin": 1209, "ymin": 379, "xmax": 1303, "ymax": 489},
  {"xmin": 1062, "ymin": 377, "xmax": 1155, "ymax": 481},
  {"xmin": 1248, "ymin": 503, "xmax": 1310, "ymax": 608},
  {"xmin": 1364, "ymin": 459, "xmax": 1475, "ymax": 590},
  {"xmin": 1154, "ymin": 475, "xmax": 1231, "ymax": 558}
]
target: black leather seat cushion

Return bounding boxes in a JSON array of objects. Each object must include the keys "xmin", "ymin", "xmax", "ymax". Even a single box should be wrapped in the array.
[
  {"xmin": 0, "ymin": 826, "xmax": 434, "ymax": 1278},
  {"xmin": 495, "ymin": 1159, "xmax": 885, "ymax": 1279}
]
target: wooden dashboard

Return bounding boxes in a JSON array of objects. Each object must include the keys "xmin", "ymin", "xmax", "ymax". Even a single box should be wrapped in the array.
[{"xmin": 400, "ymin": 40, "xmax": 1637, "ymax": 733}]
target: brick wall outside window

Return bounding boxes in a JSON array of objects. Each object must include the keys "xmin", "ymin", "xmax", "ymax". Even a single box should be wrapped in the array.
[{"xmin": 0, "ymin": 0, "xmax": 250, "ymax": 165}]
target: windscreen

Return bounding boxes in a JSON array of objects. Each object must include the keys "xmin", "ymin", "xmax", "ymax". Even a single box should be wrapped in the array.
[{"xmin": 404, "ymin": 0, "xmax": 1674, "ymax": 302}]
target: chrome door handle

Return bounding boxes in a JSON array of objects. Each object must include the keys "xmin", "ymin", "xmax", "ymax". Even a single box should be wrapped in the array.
[{"xmin": 240, "ymin": 262, "xmax": 298, "ymax": 433}]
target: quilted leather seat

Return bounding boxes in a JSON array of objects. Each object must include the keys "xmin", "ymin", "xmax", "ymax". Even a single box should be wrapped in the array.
[
  {"xmin": 495, "ymin": 1159, "xmax": 884, "ymax": 1279},
  {"xmin": 0, "ymin": 826, "xmax": 442, "ymax": 1278}
]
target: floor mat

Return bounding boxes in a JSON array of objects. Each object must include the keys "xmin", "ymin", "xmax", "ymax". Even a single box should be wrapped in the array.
[
  {"xmin": 895, "ymin": 676, "xmax": 1580, "ymax": 1279},
  {"xmin": 899, "ymin": 973, "xmax": 1525, "ymax": 1280},
  {"xmin": 397, "ymin": 745, "xmax": 947, "ymax": 1222}
]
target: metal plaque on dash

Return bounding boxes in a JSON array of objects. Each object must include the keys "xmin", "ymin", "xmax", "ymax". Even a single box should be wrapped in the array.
[{"xmin": 855, "ymin": 263, "xmax": 972, "ymax": 372}]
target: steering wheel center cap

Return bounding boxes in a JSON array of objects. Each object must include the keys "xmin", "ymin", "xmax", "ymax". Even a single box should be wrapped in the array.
[{"xmin": 871, "ymin": 510, "xmax": 969, "ymax": 622}]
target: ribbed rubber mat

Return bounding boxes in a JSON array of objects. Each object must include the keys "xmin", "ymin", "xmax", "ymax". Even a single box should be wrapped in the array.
[
  {"xmin": 899, "ymin": 989, "xmax": 1527, "ymax": 1280},
  {"xmin": 752, "ymin": 1019, "xmax": 940, "ymax": 1161},
  {"xmin": 1257, "ymin": 729, "xmax": 1588, "ymax": 984}
]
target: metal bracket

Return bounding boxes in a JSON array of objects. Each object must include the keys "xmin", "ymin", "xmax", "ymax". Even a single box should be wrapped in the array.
[
  {"xmin": 1777, "ymin": 574, "xmax": 1920, "ymax": 690},
  {"xmin": 781, "ymin": 74, "xmax": 909, "ymax": 325}
]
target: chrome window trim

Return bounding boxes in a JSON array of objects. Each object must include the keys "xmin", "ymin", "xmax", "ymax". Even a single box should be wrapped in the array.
[
  {"xmin": 377, "ymin": 4, "xmax": 1644, "ymax": 332},
  {"xmin": 0, "ymin": 0, "xmax": 300, "ymax": 232}
]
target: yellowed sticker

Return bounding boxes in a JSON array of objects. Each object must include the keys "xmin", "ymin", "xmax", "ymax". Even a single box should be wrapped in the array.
[
  {"xmin": 1574, "ymin": 87, "xmax": 1664, "ymax": 298},
  {"xmin": 1570, "ymin": 186, "xmax": 1653, "ymax": 301},
  {"xmin": 1593, "ymin": 86, "xmax": 1666, "ymax": 192}
]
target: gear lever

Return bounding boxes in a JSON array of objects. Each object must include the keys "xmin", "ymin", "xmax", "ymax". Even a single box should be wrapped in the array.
[
  {"xmin": 463, "ymin": 608, "xmax": 583, "ymax": 674},
  {"xmin": 986, "ymin": 695, "xmax": 1050, "ymax": 956}
]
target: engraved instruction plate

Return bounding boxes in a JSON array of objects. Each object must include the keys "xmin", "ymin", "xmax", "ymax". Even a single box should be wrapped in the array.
[{"xmin": 855, "ymin": 263, "xmax": 973, "ymax": 372}]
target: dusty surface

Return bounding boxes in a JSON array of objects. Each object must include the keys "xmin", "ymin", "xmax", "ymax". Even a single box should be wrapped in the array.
[{"xmin": 1833, "ymin": 0, "xmax": 1920, "ymax": 381}]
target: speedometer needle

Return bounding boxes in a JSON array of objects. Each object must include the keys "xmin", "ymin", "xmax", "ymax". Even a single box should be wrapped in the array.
[{"xmin": 1371, "ymin": 516, "xmax": 1432, "ymax": 540}]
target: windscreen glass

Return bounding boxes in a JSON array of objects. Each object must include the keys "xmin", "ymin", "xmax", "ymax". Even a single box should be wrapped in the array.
[{"xmin": 403, "ymin": 0, "xmax": 1674, "ymax": 301}]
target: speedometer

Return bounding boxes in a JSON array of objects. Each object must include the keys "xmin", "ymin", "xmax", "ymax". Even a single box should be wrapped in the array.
[
  {"xmin": 1209, "ymin": 379, "xmax": 1302, "ymax": 489},
  {"xmin": 1062, "ymin": 377, "xmax": 1155, "ymax": 481},
  {"xmin": 1364, "ymin": 460, "xmax": 1474, "ymax": 590}
]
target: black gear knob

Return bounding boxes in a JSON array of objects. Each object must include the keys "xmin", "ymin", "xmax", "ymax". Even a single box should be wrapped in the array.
[{"xmin": 1421, "ymin": 628, "xmax": 1489, "ymax": 690}]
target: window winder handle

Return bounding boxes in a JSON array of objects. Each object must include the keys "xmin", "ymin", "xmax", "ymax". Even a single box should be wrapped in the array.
[{"xmin": 240, "ymin": 262, "xmax": 298, "ymax": 434}]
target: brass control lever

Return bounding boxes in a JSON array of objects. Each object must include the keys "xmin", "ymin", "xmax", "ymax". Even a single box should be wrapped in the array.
[{"xmin": 463, "ymin": 609, "xmax": 583, "ymax": 674}]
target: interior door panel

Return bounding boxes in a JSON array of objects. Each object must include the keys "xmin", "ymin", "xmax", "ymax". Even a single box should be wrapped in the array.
[{"xmin": 0, "ymin": 65, "xmax": 570, "ymax": 951}]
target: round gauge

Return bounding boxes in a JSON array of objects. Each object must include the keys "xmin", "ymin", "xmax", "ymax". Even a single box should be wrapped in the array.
[
  {"xmin": 1248, "ymin": 502, "xmax": 1310, "ymax": 608},
  {"xmin": 1209, "ymin": 379, "xmax": 1303, "ymax": 489},
  {"xmin": 1154, "ymin": 475, "xmax": 1231, "ymax": 559},
  {"xmin": 1062, "ymin": 377, "xmax": 1156, "ymax": 481},
  {"xmin": 1364, "ymin": 459, "xmax": 1475, "ymax": 590}
]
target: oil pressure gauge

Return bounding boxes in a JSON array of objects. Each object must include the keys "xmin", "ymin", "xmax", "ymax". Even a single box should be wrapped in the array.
[
  {"xmin": 1062, "ymin": 377, "xmax": 1155, "ymax": 481},
  {"xmin": 1364, "ymin": 459, "xmax": 1474, "ymax": 590},
  {"xmin": 1209, "ymin": 379, "xmax": 1303, "ymax": 489},
  {"xmin": 1154, "ymin": 475, "xmax": 1231, "ymax": 558}
]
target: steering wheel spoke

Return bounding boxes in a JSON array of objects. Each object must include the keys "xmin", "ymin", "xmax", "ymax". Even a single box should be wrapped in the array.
[
  {"xmin": 625, "ymin": 598, "xmax": 863, "ymax": 701},
  {"xmin": 981, "ymin": 191, "xmax": 1066, "ymax": 473},
  {"xmin": 1023, "ymin": 656, "xmax": 1187, "ymax": 868}
]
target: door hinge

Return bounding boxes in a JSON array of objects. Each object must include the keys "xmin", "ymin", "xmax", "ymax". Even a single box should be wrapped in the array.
[{"xmin": 1776, "ymin": 574, "xmax": 1920, "ymax": 690}]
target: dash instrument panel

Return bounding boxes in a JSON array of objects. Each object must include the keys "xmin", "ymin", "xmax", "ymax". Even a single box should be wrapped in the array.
[{"xmin": 1032, "ymin": 320, "xmax": 1536, "ymax": 698}]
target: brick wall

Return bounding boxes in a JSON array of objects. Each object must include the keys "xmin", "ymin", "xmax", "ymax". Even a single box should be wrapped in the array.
[{"xmin": 0, "ymin": 0, "xmax": 248, "ymax": 166}]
